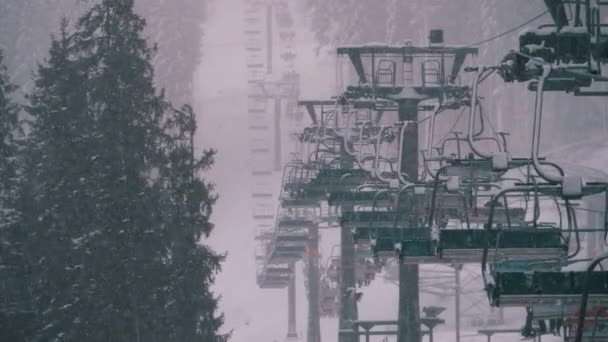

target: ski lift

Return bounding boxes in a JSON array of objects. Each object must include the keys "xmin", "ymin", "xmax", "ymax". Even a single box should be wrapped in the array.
[
  {"xmin": 277, "ymin": 215, "xmax": 315, "ymax": 230},
  {"xmin": 438, "ymin": 228, "xmax": 566, "ymax": 264},
  {"xmin": 490, "ymin": 270, "xmax": 608, "ymax": 308},
  {"xmin": 257, "ymin": 264, "xmax": 293, "ymax": 289},
  {"xmin": 328, "ymin": 189, "xmax": 393, "ymax": 208},
  {"xmin": 336, "ymin": 40, "xmax": 477, "ymax": 100}
]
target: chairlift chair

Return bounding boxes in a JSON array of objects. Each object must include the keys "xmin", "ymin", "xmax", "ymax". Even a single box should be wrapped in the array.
[{"xmin": 490, "ymin": 270, "xmax": 608, "ymax": 309}]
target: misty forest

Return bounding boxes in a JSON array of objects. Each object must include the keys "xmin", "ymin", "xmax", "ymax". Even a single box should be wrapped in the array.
[{"xmin": 2, "ymin": 1, "xmax": 608, "ymax": 342}]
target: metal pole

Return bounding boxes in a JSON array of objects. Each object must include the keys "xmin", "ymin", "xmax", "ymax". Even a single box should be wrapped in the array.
[
  {"xmin": 308, "ymin": 226, "xmax": 321, "ymax": 342},
  {"xmin": 274, "ymin": 98, "xmax": 282, "ymax": 171},
  {"xmin": 455, "ymin": 265, "xmax": 461, "ymax": 342},
  {"xmin": 339, "ymin": 143, "xmax": 357, "ymax": 342},
  {"xmin": 266, "ymin": 3, "xmax": 273, "ymax": 75},
  {"xmin": 397, "ymin": 100, "xmax": 421, "ymax": 342},
  {"xmin": 339, "ymin": 219, "xmax": 358, "ymax": 342},
  {"xmin": 287, "ymin": 262, "xmax": 298, "ymax": 340},
  {"xmin": 498, "ymin": 307, "xmax": 504, "ymax": 325}
]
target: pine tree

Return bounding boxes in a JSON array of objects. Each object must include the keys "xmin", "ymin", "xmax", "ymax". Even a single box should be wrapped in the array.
[
  {"xmin": 24, "ymin": 2, "xmax": 223, "ymax": 341},
  {"xmin": 23, "ymin": 19, "xmax": 99, "ymax": 341},
  {"xmin": 157, "ymin": 104, "xmax": 224, "ymax": 341},
  {"xmin": 0, "ymin": 48, "xmax": 33, "ymax": 341},
  {"xmin": 0, "ymin": 49, "xmax": 20, "ymax": 229}
]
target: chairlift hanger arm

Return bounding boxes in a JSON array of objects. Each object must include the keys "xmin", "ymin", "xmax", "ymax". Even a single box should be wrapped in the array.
[
  {"xmin": 347, "ymin": 51, "xmax": 367, "ymax": 84},
  {"xmin": 532, "ymin": 66, "xmax": 563, "ymax": 184},
  {"xmin": 468, "ymin": 68, "xmax": 494, "ymax": 159},
  {"xmin": 305, "ymin": 103, "xmax": 318, "ymax": 125},
  {"xmin": 424, "ymin": 105, "xmax": 442, "ymax": 179},
  {"xmin": 449, "ymin": 53, "xmax": 467, "ymax": 83},
  {"xmin": 544, "ymin": 0, "xmax": 569, "ymax": 30}
]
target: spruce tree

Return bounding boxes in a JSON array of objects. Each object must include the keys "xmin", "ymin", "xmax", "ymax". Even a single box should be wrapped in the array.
[
  {"xmin": 24, "ymin": 19, "xmax": 100, "ymax": 341},
  {"xmin": 24, "ymin": 2, "xmax": 223, "ymax": 341},
  {"xmin": 0, "ymin": 49, "xmax": 20, "ymax": 230},
  {"xmin": 158, "ymin": 104, "xmax": 224, "ymax": 341},
  {"xmin": 0, "ymin": 48, "xmax": 33, "ymax": 341}
]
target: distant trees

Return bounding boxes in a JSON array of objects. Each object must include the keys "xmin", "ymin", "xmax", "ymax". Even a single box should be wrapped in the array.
[
  {"xmin": 299, "ymin": 0, "xmax": 532, "ymax": 49},
  {"xmin": 137, "ymin": 0, "xmax": 207, "ymax": 105},
  {"xmin": 300, "ymin": 0, "xmax": 416, "ymax": 49},
  {"xmin": 0, "ymin": 0, "xmax": 206, "ymax": 105},
  {"xmin": 0, "ymin": 1, "xmax": 223, "ymax": 341}
]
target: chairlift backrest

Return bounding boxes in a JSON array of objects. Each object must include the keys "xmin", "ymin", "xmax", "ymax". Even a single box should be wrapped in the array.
[
  {"xmin": 375, "ymin": 60, "xmax": 397, "ymax": 87},
  {"xmin": 422, "ymin": 60, "xmax": 442, "ymax": 87}
]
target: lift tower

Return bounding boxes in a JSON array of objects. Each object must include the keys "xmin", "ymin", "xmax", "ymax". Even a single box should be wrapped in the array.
[{"xmin": 337, "ymin": 31, "xmax": 477, "ymax": 342}]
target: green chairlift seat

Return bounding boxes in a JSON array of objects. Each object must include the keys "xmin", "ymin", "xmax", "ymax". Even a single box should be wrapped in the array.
[
  {"xmin": 256, "ymin": 265, "xmax": 293, "ymax": 288},
  {"xmin": 267, "ymin": 244, "xmax": 306, "ymax": 264},
  {"xmin": 399, "ymin": 229, "xmax": 437, "ymax": 264},
  {"xmin": 294, "ymin": 188, "xmax": 328, "ymax": 201},
  {"xmin": 316, "ymin": 168, "xmax": 369, "ymax": 180},
  {"xmin": 257, "ymin": 269, "xmax": 292, "ymax": 289},
  {"xmin": 298, "ymin": 182, "xmax": 357, "ymax": 195},
  {"xmin": 492, "ymin": 258, "xmax": 566, "ymax": 273},
  {"xmin": 492, "ymin": 271, "xmax": 608, "ymax": 308},
  {"xmin": 438, "ymin": 228, "xmax": 566, "ymax": 263},
  {"xmin": 277, "ymin": 217, "xmax": 315, "ymax": 229},
  {"xmin": 301, "ymin": 168, "xmax": 369, "ymax": 193},
  {"xmin": 328, "ymin": 191, "xmax": 394, "ymax": 208},
  {"xmin": 353, "ymin": 227, "xmax": 438, "ymax": 263},
  {"xmin": 275, "ymin": 231, "xmax": 310, "ymax": 248},
  {"xmin": 281, "ymin": 197, "xmax": 321, "ymax": 208},
  {"xmin": 341, "ymin": 211, "xmax": 411, "ymax": 229}
]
